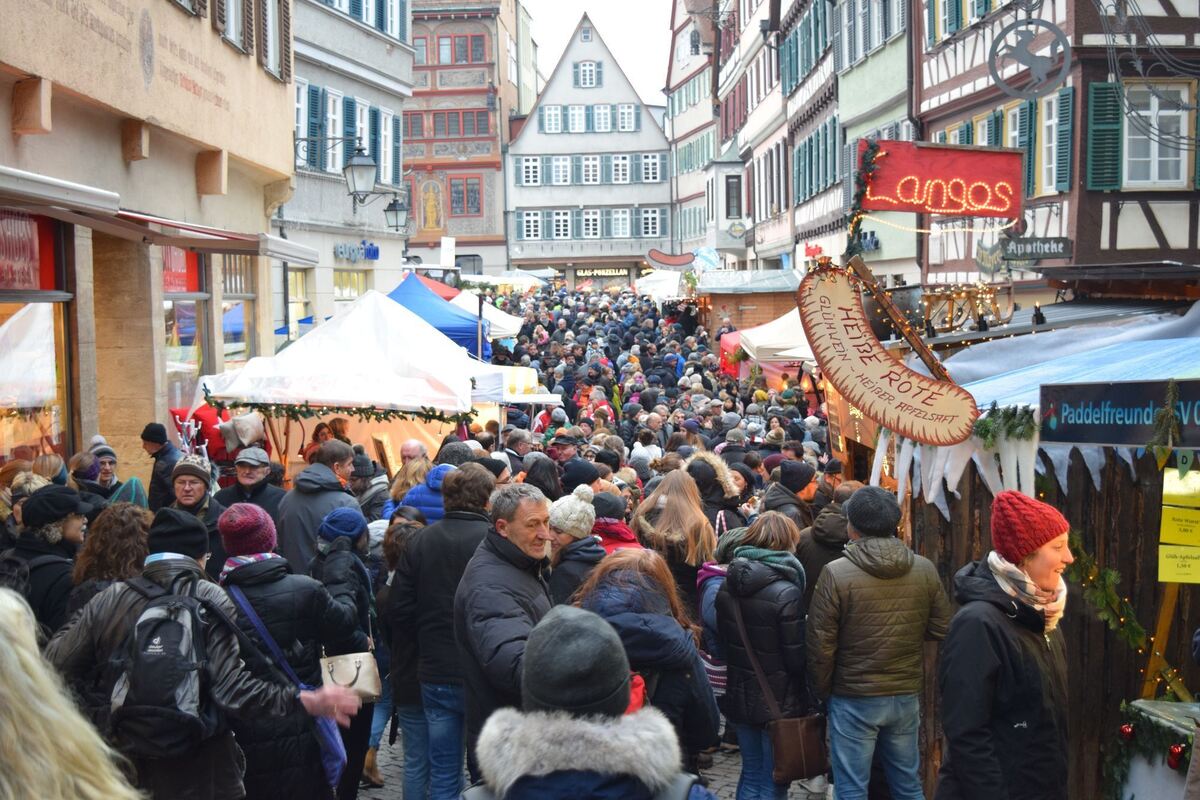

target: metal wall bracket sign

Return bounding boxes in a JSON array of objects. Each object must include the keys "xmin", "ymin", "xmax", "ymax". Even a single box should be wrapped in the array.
[
  {"xmin": 1040, "ymin": 380, "xmax": 1200, "ymax": 448},
  {"xmin": 988, "ymin": 18, "xmax": 1071, "ymax": 100},
  {"xmin": 1001, "ymin": 237, "xmax": 1072, "ymax": 260}
]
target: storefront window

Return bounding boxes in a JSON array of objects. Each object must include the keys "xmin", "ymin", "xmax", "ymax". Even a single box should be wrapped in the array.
[
  {"xmin": 334, "ymin": 269, "xmax": 367, "ymax": 301},
  {"xmin": 221, "ymin": 255, "xmax": 255, "ymax": 372},
  {"xmin": 162, "ymin": 247, "xmax": 207, "ymax": 410},
  {"xmin": 287, "ymin": 268, "xmax": 311, "ymax": 342},
  {"xmin": 0, "ymin": 302, "xmax": 70, "ymax": 462}
]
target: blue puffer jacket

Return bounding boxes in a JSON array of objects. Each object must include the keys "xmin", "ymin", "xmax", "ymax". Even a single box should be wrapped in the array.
[
  {"xmin": 400, "ymin": 464, "xmax": 454, "ymax": 523},
  {"xmin": 579, "ymin": 574, "xmax": 720, "ymax": 757}
]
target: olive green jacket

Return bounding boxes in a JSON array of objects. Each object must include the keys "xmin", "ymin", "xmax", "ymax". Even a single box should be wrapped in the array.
[{"xmin": 806, "ymin": 536, "xmax": 952, "ymax": 699}]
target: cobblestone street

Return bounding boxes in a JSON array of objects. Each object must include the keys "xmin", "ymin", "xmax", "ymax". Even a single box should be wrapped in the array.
[{"xmin": 363, "ymin": 733, "xmax": 830, "ymax": 799}]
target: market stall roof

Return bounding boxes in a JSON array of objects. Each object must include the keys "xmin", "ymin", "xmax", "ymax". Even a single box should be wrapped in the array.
[
  {"xmin": 415, "ymin": 273, "xmax": 460, "ymax": 299},
  {"xmin": 635, "ymin": 270, "xmax": 685, "ymax": 304},
  {"xmin": 462, "ymin": 270, "xmax": 547, "ymax": 290},
  {"xmin": 387, "ymin": 273, "xmax": 491, "ymax": 358},
  {"xmin": 198, "ymin": 291, "xmax": 556, "ymax": 414},
  {"xmin": 1033, "ymin": 261, "xmax": 1200, "ymax": 282},
  {"xmin": 449, "ymin": 289, "xmax": 524, "ymax": 339},
  {"xmin": 926, "ymin": 299, "xmax": 1191, "ymax": 348},
  {"xmin": 737, "ymin": 307, "xmax": 815, "ymax": 363},
  {"xmin": 961, "ymin": 338, "xmax": 1200, "ymax": 410},
  {"xmin": 698, "ymin": 269, "xmax": 802, "ymax": 295},
  {"xmin": 199, "ymin": 291, "xmax": 476, "ymax": 415}
]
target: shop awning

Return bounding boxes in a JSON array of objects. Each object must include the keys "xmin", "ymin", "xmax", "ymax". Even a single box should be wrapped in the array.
[{"xmin": 0, "ymin": 164, "xmax": 318, "ymax": 265}]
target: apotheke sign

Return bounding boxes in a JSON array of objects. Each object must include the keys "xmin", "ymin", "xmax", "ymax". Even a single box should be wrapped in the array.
[
  {"xmin": 1002, "ymin": 237, "xmax": 1072, "ymax": 261},
  {"xmin": 334, "ymin": 241, "xmax": 380, "ymax": 263}
]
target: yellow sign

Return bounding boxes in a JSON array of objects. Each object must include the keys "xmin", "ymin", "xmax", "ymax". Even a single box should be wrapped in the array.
[
  {"xmin": 1164, "ymin": 471, "xmax": 1200, "ymax": 509},
  {"xmin": 1160, "ymin": 506, "xmax": 1200, "ymax": 547},
  {"xmin": 1158, "ymin": 544, "xmax": 1200, "ymax": 584}
]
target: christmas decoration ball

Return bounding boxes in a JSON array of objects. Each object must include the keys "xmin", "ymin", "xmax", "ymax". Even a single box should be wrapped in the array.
[{"xmin": 1119, "ymin": 723, "xmax": 1135, "ymax": 742}]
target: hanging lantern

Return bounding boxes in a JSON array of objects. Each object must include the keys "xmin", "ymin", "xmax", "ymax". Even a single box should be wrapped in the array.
[{"xmin": 1168, "ymin": 744, "xmax": 1187, "ymax": 771}]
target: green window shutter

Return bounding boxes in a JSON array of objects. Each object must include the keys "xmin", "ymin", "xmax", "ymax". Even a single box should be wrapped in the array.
[
  {"xmin": 632, "ymin": 154, "xmax": 643, "ymax": 183},
  {"xmin": 596, "ymin": 62, "xmax": 604, "ymax": 86},
  {"xmin": 538, "ymin": 105, "xmax": 546, "ymax": 133},
  {"xmin": 585, "ymin": 105, "xmax": 594, "ymax": 132},
  {"xmin": 987, "ymin": 109, "xmax": 1002, "ymax": 146},
  {"xmin": 602, "ymin": 208, "xmax": 613, "ymax": 238},
  {"xmin": 660, "ymin": 153, "xmax": 668, "ymax": 178},
  {"xmin": 350, "ymin": 0, "xmax": 362, "ymax": 18},
  {"xmin": 1086, "ymin": 82, "xmax": 1123, "ymax": 191},
  {"xmin": 572, "ymin": 209, "xmax": 582, "ymax": 239},
  {"xmin": 392, "ymin": 117, "xmax": 401, "ymax": 184},
  {"xmin": 926, "ymin": 0, "xmax": 936, "ymax": 46},
  {"xmin": 818, "ymin": 124, "xmax": 827, "ymax": 188},
  {"xmin": 801, "ymin": 140, "xmax": 810, "ymax": 200},
  {"xmin": 573, "ymin": 63, "xmax": 581, "ymax": 88},
  {"xmin": 541, "ymin": 155, "xmax": 552, "ymax": 183},
  {"xmin": 661, "ymin": 206, "xmax": 670, "ymax": 238},
  {"xmin": 306, "ymin": 85, "xmax": 323, "ymax": 169},
  {"xmin": 514, "ymin": 211, "xmax": 524, "ymax": 240},
  {"xmin": 960, "ymin": 120, "xmax": 972, "ymax": 144},
  {"xmin": 343, "ymin": 97, "xmax": 357, "ymax": 167},
  {"xmin": 601, "ymin": 154, "xmax": 613, "ymax": 183},
  {"xmin": 793, "ymin": 145, "xmax": 801, "ymax": 201},
  {"xmin": 937, "ymin": 130, "xmax": 947, "ymax": 143},
  {"xmin": 572, "ymin": 156, "xmax": 583, "ymax": 184},
  {"xmin": 369, "ymin": 107, "xmax": 381, "ymax": 183},
  {"xmin": 513, "ymin": 156, "xmax": 523, "ymax": 186},
  {"xmin": 632, "ymin": 207, "xmax": 642, "ymax": 237},
  {"xmin": 947, "ymin": 0, "xmax": 961, "ymax": 33},
  {"xmin": 1018, "ymin": 99, "xmax": 1037, "ymax": 196},
  {"xmin": 1055, "ymin": 87, "xmax": 1074, "ymax": 192},
  {"xmin": 542, "ymin": 210, "xmax": 553, "ymax": 236},
  {"xmin": 634, "ymin": 107, "xmax": 642, "ymax": 131}
]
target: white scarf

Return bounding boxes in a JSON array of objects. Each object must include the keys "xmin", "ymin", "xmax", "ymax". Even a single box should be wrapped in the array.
[{"xmin": 987, "ymin": 550, "xmax": 1067, "ymax": 633}]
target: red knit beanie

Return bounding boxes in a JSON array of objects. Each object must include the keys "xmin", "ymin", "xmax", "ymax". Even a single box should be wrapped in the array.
[
  {"xmin": 218, "ymin": 503, "xmax": 277, "ymax": 557},
  {"xmin": 990, "ymin": 490, "xmax": 1069, "ymax": 564}
]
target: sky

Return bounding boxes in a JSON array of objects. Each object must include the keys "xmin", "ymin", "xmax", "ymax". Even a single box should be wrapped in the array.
[{"xmin": 521, "ymin": 0, "xmax": 674, "ymax": 107}]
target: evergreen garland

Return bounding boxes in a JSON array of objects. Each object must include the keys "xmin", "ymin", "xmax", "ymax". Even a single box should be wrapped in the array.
[
  {"xmin": 845, "ymin": 139, "xmax": 883, "ymax": 258},
  {"xmin": 203, "ymin": 386, "xmax": 476, "ymax": 427},
  {"xmin": 971, "ymin": 403, "xmax": 1038, "ymax": 448},
  {"xmin": 1149, "ymin": 378, "xmax": 1182, "ymax": 449},
  {"xmin": 1104, "ymin": 702, "xmax": 1194, "ymax": 800},
  {"xmin": 972, "ymin": 402, "xmax": 1001, "ymax": 448}
]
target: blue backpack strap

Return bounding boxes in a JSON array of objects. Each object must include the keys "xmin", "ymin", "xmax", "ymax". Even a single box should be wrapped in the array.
[{"xmin": 226, "ymin": 585, "xmax": 304, "ymax": 688}]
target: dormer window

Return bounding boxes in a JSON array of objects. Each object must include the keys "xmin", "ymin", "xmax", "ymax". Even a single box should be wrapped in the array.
[{"xmin": 581, "ymin": 27, "xmax": 593, "ymax": 42}]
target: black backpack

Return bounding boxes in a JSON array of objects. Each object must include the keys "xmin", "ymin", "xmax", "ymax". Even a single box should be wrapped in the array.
[
  {"xmin": 107, "ymin": 576, "xmax": 222, "ymax": 759},
  {"xmin": 0, "ymin": 548, "xmax": 70, "ymax": 598}
]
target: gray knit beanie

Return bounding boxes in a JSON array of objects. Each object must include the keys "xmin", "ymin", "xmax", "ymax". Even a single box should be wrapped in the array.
[{"xmin": 522, "ymin": 606, "xmax": 631, "ymax": 718}]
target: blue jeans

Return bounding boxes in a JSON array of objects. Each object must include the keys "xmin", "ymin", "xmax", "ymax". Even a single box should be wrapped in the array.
[
  {"xmin": 734, "ymin": 724, "xmax": 788, "ymax": 800},
  {"xmin": 827, "ymin": 694, "xmax": 924, "ymax": 800},
  {"xmin": 368, "ymin": 678, "xmax": 393, "ymax": 749},
  {"xmin": 421, "ymin": 682, "xmax": 465, "ymax": 800},
  {"xmin": 398, "ymin": 704, "xmax": 430, "ymax": 800}
]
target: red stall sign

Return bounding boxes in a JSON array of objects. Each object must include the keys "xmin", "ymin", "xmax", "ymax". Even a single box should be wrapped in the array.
[{"xmin": 859, "ymin": 140, "xmax": 1024, "ymax": 220}]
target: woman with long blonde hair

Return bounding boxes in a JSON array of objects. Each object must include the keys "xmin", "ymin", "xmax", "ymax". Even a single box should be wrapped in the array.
[
  {"xmin": 381, "ymin": 456, "xmax": 431, "ymax": 520},
  {"xmin": 0, "ymin": 588, "xmax": 142, "ymax": 800},
  {"xmin": 631, "ymin": 469, "xmax": 715, "ymax": 617}
]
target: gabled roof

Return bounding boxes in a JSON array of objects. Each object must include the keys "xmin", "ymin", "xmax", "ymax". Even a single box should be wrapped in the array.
[{"xmin": 510, "ymin": 13, "xmax": 669, "ymax": 150}]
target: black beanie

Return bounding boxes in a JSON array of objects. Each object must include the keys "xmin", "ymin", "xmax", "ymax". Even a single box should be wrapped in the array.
[
  {"xmin": 522, "ymin": 606, "xmax": 631, "ymax": 718},
  {"xmin": 141, "ymin": 422, "xmax": 169, "ymax": 445},
  {"xmin": 779, "ymin": 460, "xmax": 816, "ymax": 493},
  {"xmin": 592, "ymin": 490, "xmax": 626, "ymax": 521},
  {"xmin": 561, "ymin": 459, "xmax": 600, "ymax": 493},
  {"xmin": 148, "ymin": 507, "xmax": 210, "ymax": 559}
]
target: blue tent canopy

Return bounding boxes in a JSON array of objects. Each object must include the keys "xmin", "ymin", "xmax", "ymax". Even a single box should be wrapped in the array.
[
  {"xmin": 962, "ymin": 338, "xmax": 1200, "ymax": 410},
  {"xmin": 387, "ymin": 273, "xmax": 492, "ymax": 359}
]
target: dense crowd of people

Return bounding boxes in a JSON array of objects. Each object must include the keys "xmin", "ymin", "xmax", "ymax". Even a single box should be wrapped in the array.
[{"xmin": 0, "ymin": 287, "xmax": 1074, "ymax": 800}]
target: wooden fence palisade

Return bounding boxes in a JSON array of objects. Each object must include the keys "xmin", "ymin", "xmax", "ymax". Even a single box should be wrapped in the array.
[{"xmin": 910, "ymin": 447, "xmax": 1197, "ymax": 799}]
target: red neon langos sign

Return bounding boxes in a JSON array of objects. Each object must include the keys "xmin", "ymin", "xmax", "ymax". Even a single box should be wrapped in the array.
[{"xmin": 858, "ymin": 140, "xmax": 1024, "ymax": 220}]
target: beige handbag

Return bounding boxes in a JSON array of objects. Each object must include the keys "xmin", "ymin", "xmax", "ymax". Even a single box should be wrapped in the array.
[{"xmin": 320, "ymin": 648, "xmax": 382, "ymax": 702}]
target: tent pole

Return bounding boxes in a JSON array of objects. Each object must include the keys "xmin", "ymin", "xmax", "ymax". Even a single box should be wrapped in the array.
[{"xmin": 477, "ymin": 292, "xmax": 484, "ymax": 359}]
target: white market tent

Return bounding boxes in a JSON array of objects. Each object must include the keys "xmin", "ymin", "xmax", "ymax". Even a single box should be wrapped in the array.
[
  {"xmin": 635, "ymin": 270, "xmax": 685, "ymax": 305},
  {"xmin": 449, "ymin": 289, "xmax": 524, "ymax": 339},
  {"xmin": 197, "ymin": 291, "xmax": 560, "ymax": 415},
  {"xmin": 463, "ymin": 270, "xmax": 547, "ymax": 290},
  {"xmin": 737, "ymin": 308, "xmax": 815, "ymax": 363}
]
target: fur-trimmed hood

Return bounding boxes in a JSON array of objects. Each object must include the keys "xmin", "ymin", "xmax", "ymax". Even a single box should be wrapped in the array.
[
  {"xmin": 685, "ymin": 451, "xmax": 739, "ymax": 500},
  {"xmin": 476, "ymin": 707, "xmax": 682, "ymax": 797}
]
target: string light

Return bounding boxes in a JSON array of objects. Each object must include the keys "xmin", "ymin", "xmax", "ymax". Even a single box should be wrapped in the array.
[{"xmin": 866, "ymin": 176, "xmax": 1017, "ymax": 216}]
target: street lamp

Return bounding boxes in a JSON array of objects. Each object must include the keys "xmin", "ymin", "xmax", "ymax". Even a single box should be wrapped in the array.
[
  {"xmin": 343, "ymin": 147, "xmax": 379, "ymax": 208},
  {"xmin": 383, "ymin": 192, "xmax": 409, "ymax": 231}
]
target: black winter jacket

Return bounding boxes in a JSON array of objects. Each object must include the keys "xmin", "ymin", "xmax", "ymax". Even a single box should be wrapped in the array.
[
  {"xmin": 580, "ymin": 575, "xmax": 720, "ymax": 756},
  {"xmin": 7, "ymin": 531, "xmax": 75, "ymax": 634},
  {"xmin": 934, "ymin": 559, "xmax": 1068, "ymax": 800},
  {"xmin": 454, "ymin": 527, "xmax": 552, "ymax": 760},
  {"xmin": 308, "ymin": 537, "xmax": 374, "ymax": 652},
  {"xmin": 214, "ymin": 478, "xmax": 287, "ymax": 532},
  {"xmin": 173, "ymin": 497, "xmax": 227, "ymax": 582},
  {"xmin": 148, "ymin": 441, "xmax": 181, "ymax": 512},
  {"xmin": 389, "ymin": 509, "xmax": 491, "ymax": 684},
  {"xmin": 796, "ymin": 502, "xmax": 848, "ymax": 611},
  {"xmin": 716, "ymin": 558, "xmax": 810, "ymax": 726},
  {"xmin": 548, "ymin": 535, "xmax": 606, "ymax": 604},
  {"xmin": 222, "ymin": 557, "xmax": 366, "ymax": 800},
  {"xmin": 761, "ymin": 481, "xmax": 814, "ymax": 531},
  {"xmin": 46, "ymin": 558, "xmax": 302, "ymax": 800}
]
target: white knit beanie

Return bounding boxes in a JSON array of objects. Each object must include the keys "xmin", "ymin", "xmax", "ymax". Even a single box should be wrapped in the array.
[{"xmin": 549, "ymin": 484, "xmax": 596, "ymax": 540}]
